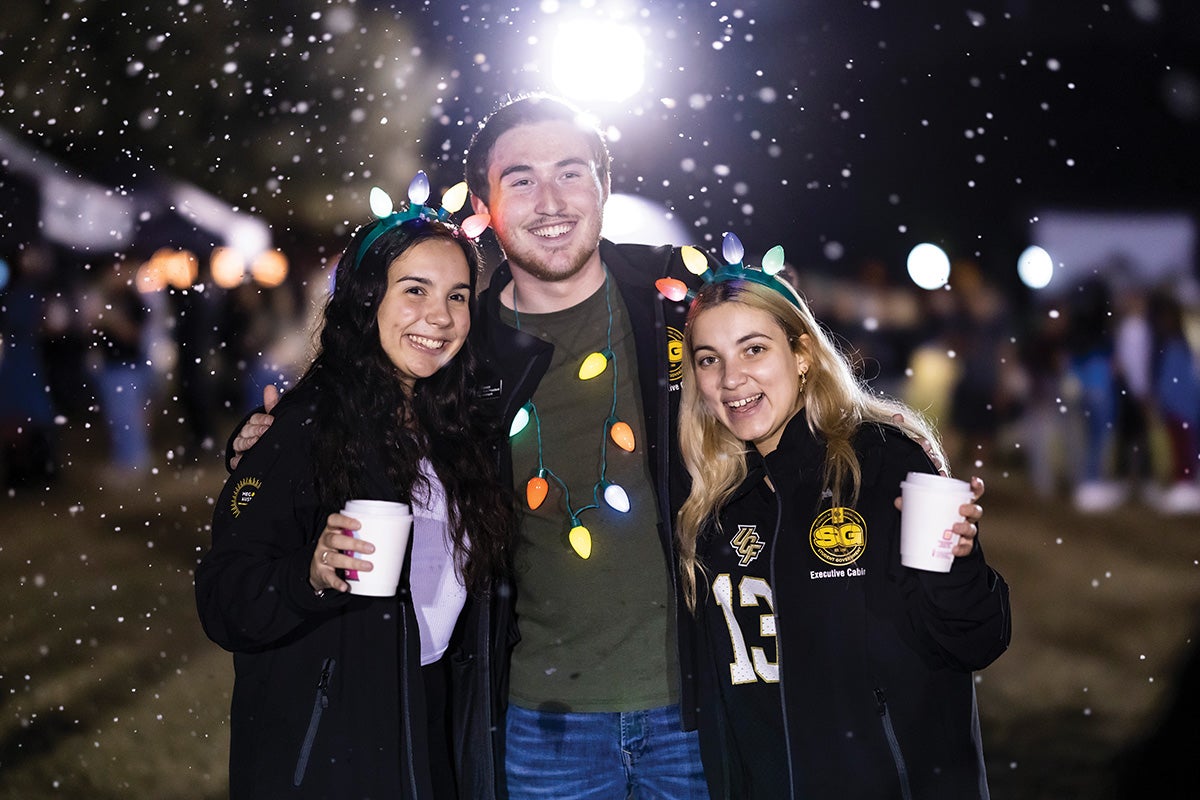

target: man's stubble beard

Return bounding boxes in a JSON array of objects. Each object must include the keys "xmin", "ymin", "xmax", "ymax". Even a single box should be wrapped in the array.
[{"xmin": 499, "ymin": 214, "xmax": 604, "ymax": 285}]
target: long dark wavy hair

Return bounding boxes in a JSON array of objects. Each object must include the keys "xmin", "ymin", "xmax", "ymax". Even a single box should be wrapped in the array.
[{"xmin": 289, "ymin": 217, "xmax": 512, "ymax": 592}]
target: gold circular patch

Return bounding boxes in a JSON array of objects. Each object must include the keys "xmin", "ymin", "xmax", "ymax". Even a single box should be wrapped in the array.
[
  {"xmin": 230, "ymin": 476, "xmax": 262, "ymax": 518},
  {"xmin": 809, "ymin": 506, "xmax": 867, "ymax": 566}
]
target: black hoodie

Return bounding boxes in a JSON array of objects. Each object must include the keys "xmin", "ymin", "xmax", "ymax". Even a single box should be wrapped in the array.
[{"xmin": 690, "ymin": 412, "xmax": 1011, "ymax": 799}]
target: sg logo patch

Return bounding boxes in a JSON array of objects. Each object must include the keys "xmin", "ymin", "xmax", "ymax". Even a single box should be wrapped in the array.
[
  {"xmin": 810, "ymin": 507, "xmax": 867, "ymax": 566},
  {"xmin": 667, "ymin": 326, "xmax": 684, "ymax": 384},
  {"xmin": 230, "ymin": 477, "xmax": 262, "ymax": 518}
]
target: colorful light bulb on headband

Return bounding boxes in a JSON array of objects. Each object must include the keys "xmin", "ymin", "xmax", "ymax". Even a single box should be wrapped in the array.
[
  {"xmin": 762, "ymin": 245, "xmax": 785, "ymax": 276},
  {"xmin": 569, "ymin": 524, "xmax": 592, "ymax": 559},
  {"xmin": 578, "ymin": 351, "xmax": 610, "ymax": 381},
  {"xmin": 408, "ymin": 171, "xmax": 431, "ymax": 206},
  {"xmin": 527, "ymin": 472, "xmax": 549, "ymax": 510},
  {"xmin": 722, "ymin": 232, "xmax": 745, "ymax": 265},
  {"xmin": 603, "ymin": 482, "xmax": 631, "ymax": 513},
  {"xmin": 441, "ymin": 181, "xmax": 469, "ymax": 214},
  {"xmin": 369, "ymin": 187, "xmax": 394, "ymax": 218},
  {"xmin": 682, "ymin": 246, "xmax": 710, "ymax": 277},
  {"xmin": 609, "ymin": 421, "xmax": 635, "ymax": 452},
  {"xmin": 461, "ymin": 214, "xmax": 491, "ymax": 238},
  {"xmin": 509, "ymin": 404, "xmax": 531, "ymax": 437},
  {"xmin": 655, "ymin": 277, "xmax": 688, "ymax": 302}
]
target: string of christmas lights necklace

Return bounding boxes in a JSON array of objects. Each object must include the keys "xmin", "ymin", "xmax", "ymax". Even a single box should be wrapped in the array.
[{"xmin": 510, "ymin": 268, "xmax": 636, "ymax": 560}]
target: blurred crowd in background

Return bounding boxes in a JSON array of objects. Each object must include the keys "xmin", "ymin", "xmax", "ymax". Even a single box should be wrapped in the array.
[{"xmin": 3, "ymin": 229, "xmax": 1198, "ymax": 514}]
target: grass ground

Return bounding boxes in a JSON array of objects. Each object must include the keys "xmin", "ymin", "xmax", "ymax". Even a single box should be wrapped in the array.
[{"xmin": 2, "ymin": 423, "xmax": 1198, "ymax": 798}]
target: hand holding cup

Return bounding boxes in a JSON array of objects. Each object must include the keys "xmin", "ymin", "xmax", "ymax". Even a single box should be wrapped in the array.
[
  {"xmin": 897, "ymin": 473, "xmax": 984, "ymax": 571},
  {"xmin": 309, "ymin": 511, "xmax": 377, "ymax": 595}
]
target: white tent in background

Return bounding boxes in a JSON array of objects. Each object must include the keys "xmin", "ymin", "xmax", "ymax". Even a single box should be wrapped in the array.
[
  {"xmin": 1029, "ymin": 208, "xmax": 1198, "ymax": 299},
  {"xmin": 165, "ymin": 181, "xmax": 272, "ymax": 264},
  {"xmin": 0, "ymin": 126, "xmax": 272, "ymax": 261},
  {"xmin": 0, "ymin": 127, "xmax": 136, "ymax": 253}
]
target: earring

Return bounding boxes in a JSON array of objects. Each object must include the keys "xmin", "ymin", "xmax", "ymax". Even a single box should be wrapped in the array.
[{"xmin": 799, "ymin": 369, "xmax": 808, "ymax": 392}]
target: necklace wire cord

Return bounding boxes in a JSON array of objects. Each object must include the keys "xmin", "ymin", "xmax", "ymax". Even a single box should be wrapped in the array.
[{"xmin": 512, "ymin": 268, "xmax": 633, "ymax": 560}]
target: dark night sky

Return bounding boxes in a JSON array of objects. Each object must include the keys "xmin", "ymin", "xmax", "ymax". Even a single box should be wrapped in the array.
[{"xmin": 2, "ymin": 0, "xmax": 1198, "ymax": 292}]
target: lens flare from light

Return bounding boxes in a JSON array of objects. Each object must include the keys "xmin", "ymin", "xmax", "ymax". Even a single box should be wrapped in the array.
[{"xmin": 551, "ymin": 21, "xmax": 645, "ymax": 103}]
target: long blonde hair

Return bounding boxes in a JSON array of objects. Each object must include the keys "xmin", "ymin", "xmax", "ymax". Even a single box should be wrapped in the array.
[{"xmin": 676, "ymin": 280, "xmax": 946, "ymax": 610}]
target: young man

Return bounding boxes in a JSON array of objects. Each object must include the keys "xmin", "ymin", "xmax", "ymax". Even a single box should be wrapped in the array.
[{"xmin": 462, "ymin": 94, "xmax": 709, "ymax": 799}]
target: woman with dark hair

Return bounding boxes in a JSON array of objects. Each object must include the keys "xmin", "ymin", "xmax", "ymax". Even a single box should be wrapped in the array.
[
  {"xmin": 675, "ymin": 240, "xmax": 1010, "ymax": 798},
  {"xmin": 195, "ymin": 185, "xmax": 513, "ymax": 799}
]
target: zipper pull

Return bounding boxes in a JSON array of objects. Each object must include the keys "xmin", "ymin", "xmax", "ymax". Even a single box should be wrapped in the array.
[{"xmin": 317, "ymin": 657, "xmax": 334, "ymax": 707}]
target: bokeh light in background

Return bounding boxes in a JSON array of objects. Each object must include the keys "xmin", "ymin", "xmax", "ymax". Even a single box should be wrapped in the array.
[
  {"xmin": 1017, "ymin": 244, "xmax": 1055, "ymax": 290},
  {"xmin": 210, "ymin": 246, "xmax": 246, "ymax": 289},
  {"xmin": 906, "ymin": 242, "xmax": 951, "ymax": 290},
  {"xmin": 251, "ymin": 249, "xmax": 289, "ymax": 288}
]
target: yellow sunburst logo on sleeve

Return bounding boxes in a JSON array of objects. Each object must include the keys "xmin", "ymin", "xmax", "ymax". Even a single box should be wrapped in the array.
[{"xmin": 230, "ymin": 477, "xmax": 262, "ymax": 518}]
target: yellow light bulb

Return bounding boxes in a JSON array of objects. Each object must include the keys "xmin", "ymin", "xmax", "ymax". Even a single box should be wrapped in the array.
[
  {"xmin": 681, "ymin": 245, "xmax": 709, "ymax": 276},
  {"xmin": 569, "ymin": 525, "xmax": 592, "ymax": 559},
  {"xmin": 441, "ymin": 181, "xmax": 469, "ymax": 214},
  {"xmin": 610, "ymin": 421, "xmax": 635, "ymax": 452},
  {"xmin": 578, "ymin": 351, "xmax": 609, "ymax": 380}
]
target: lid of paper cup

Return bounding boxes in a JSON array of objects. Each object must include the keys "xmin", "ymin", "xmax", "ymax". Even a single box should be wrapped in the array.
[
  {"xmin": 903, "ymin": 472, "xmax": 971, "ymax": 492},
  {"xmin": 344, "ymin": 499, "xmax": 411, "ymax": 513}
]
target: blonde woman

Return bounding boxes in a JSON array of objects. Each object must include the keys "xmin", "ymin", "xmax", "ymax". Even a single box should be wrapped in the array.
[{"xmin": 676, "ymin": 270, "xmax": 1011, "ymax": 799}]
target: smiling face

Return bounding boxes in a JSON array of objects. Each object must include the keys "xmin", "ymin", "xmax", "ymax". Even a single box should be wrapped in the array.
[
  {"xmin": 471, "ymin": 119, "xmax": 608, "ymax": 286},
  {"xmin": 689, "ymin": 301, "xmax": 810, "ymax": 456},
  {"xmin": 376, "ymin": 236, "xmax": 472, "ymax": 390}
]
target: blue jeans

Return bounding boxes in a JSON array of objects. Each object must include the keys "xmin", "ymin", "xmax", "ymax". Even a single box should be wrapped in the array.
[
  {"xmin": 504, "ymin": 703, "xmax": 708, "ymax": 800},
  {"xmin": 97, "ymin": 362, "xmax": 152, "ymax": 470}
]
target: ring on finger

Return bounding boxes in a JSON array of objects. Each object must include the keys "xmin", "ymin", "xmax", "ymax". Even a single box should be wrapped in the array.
[{"xmin": 321, "ymin": 549, "xmax": 330, "ymax": 565}]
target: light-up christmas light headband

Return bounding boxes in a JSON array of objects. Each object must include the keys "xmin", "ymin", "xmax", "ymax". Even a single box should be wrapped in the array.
[
  {"xmin": 353, "ymin": 171, "xmax": 491, "ymax": 271},
  {"xmin": 654, "ymin": 231, "xmax": 801, "ymax": 310}
]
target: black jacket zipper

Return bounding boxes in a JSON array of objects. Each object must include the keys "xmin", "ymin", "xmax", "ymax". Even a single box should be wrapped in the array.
[
  {"xmin": 293, "ymin": 657, "xmax": 336, "ymax": 786},
  {"xmin": 875, "ymin": 687, "xmax": 914, "ymax": 800}
]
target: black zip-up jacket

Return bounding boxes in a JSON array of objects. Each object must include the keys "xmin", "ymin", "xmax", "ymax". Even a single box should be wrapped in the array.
[
  {"xmin": 691, "ymin": 413, "xmax": 1011, "ymax": 799},
  {"xmin": 471, "ymin": 240, "xmax": 709, "ymax": 793},
  {"xmin": 199, "ymin": 383, "xmax": 489, "ymax": 799}
]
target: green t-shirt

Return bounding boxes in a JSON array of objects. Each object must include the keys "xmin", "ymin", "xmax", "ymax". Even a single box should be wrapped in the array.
[{"xmin": 502, "ymin": 275, "xmax": 678, "ymax": 712}]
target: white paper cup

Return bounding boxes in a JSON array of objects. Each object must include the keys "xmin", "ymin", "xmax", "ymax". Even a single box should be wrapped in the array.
[
  {"xmin": 339, "ymin": 500, "xmax": 412, "ymax": 596},
  {"xmin": 899, "ymin": 473, "xmax": 972, "ymax": 573}
]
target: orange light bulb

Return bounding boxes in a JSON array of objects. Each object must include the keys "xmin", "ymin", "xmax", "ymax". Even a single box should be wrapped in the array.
[
  {"xmin": 610, "ymin": 421, "xmax": 635, "ymax": 452},
  {"xmin": 526, "ymin": 476, "xmax": 548, "ymax": 510},
  {"xmin": 655, "ymin": 277, "xmax": 688, "ymax": 302}
]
